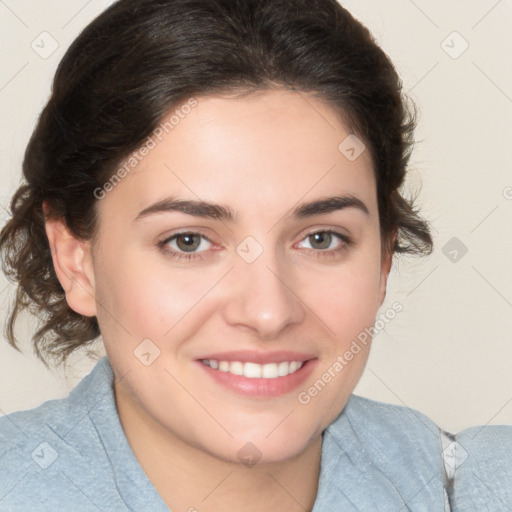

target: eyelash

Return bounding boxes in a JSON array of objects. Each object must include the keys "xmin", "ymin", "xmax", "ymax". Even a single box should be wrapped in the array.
[{"xmin": 157, "ymin": 229, "xmax": 353, "ymax": 262}]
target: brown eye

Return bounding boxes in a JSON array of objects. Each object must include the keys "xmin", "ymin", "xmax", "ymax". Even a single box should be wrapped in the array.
[
  {"xmin": 296, "ymin": 229, "xmax": 352, "ymax": 259},
  {"xmin": 158, "ymin": 232, "xmax": 213, "ymax": 262},
  {"xmin": 175, "ymin": 233, "xmax": 202, "ymax": 252},
  {"xmin": 308, "ymin": 232, "xmax": 334, "ymax": 250}
]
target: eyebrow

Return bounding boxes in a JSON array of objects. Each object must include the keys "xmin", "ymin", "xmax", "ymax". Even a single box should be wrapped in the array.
[{"xmin": 134, "ymin": 194, "xmax": 369, "ymax": 222}]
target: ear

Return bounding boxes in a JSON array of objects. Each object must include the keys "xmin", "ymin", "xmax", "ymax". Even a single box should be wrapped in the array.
[
  {"xmin": 43, "ymin": 206, "xmax": 97, "ymax": 318},
  {"xmin": 377, "ymin": 232, "xmax": 396, "ymax": 307}
]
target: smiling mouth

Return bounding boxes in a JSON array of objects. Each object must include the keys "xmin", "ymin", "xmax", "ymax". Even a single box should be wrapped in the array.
[{"xmin": 201, "ymin": 359, "xmax": 305, "ymax": 379}]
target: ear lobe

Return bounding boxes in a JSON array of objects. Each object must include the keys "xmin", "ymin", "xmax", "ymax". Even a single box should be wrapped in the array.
[{"xmin": 44, "ymin": 215, "xmax": 97, "ymax": 318}]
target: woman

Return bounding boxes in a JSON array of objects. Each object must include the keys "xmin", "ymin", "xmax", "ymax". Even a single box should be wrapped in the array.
[{"xmin": 0, "ymin": 0, "xmax": 510, "ymax": 510}]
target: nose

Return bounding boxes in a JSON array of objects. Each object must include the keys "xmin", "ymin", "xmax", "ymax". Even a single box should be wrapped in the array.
[{"xmin": 220, "ymin": 249, "xmax": 306, "ymax": 340}]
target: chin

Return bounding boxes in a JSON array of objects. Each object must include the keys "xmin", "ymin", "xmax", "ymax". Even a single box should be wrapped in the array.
[{"xmin": 224, "ymin": 423, "xmax": 322, "ymax": 467}]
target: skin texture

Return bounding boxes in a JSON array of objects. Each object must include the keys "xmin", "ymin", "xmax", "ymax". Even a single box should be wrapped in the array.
[{"xmin": 45, "ymin": 89, "xmax": 392, "ymax": 511}]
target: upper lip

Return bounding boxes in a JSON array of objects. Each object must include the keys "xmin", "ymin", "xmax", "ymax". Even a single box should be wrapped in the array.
[{"xmin": 197, "ymin": 351, "xmax": 315, "ymax": 364}]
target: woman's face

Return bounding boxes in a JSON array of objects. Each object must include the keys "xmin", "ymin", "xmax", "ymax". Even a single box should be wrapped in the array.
[{"xmin": 87, "ymin": 89, "xmax": 391, "ymax": 464}]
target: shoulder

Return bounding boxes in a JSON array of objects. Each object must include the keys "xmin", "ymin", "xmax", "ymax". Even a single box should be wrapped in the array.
[
  {"xmin": 0, "ymin": 358, "xmax": 129, "ymax": 510},
  {"xmin": 320, "ymin": 395, "xmax": 512, "ymax": 511},
  {"xmin": 337, "ymin": 393, "xmax": 443, "ymax": 453},
  {"xmin": 0, "ymin": 358, "xmax": 101, "ymax": 471},
  {"xmin": 331, "ymin": 394, "xmax": 445, "ymax": 473},
  {"xmin": 316, "ymin": 394, "xmax": 449, "ymax": 510},
  {"xmin": 450, "ymin": 424, "xmax": 512, "ymax": 511},
  {"xmin": 0, "ymin": 357, "xmax": 168, "ymax": 511},
  {"xmin": 0, "ymin": 356, "xmax": 109, "ymax": 442}
]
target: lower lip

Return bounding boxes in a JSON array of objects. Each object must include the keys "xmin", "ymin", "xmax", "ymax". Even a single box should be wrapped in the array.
[{"xmin": 197, "ymin": 360, "xmax": 317, "ymax": 398}]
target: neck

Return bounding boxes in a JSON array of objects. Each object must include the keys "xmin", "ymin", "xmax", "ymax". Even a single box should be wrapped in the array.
[{"xmin": 115, "ymin": 382, "xmax": 322, "ymax": 512}]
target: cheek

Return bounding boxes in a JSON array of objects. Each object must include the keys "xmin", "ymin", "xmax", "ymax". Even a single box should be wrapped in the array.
[
  {"xmin": 295, "ymin": 257, "xmax": 382, "ymax": 425},
  {"xmin": 93, "ymin": 249, "xmax": 224, "ymax": 345},
  {"xmin": 301, "ymin": 249, "xmax": 384, "ymax": 341}
]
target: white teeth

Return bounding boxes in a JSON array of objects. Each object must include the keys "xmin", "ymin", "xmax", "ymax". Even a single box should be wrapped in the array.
[
  {"xmin": 262, "ymin": 363, "xmax": 279, "ymax": 379},
  {"xmin": 278, "ymin": 361, "xmax": 289, "ymax": 376},
  {"xmin": 244, "ymin": 362, "xmax": 262, "ymax": 378},
  {"xmin": 230, "ymin": 361, "xmax": 244, "ymax": 376},
  {"xmin": 202, "ymin": 359, "xmax": 304, "ymax": 378}
]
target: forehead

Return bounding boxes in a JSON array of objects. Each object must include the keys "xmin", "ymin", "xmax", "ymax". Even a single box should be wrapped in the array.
[{"xmin": 96, "ymin": 89, "xmax": 376, "ymax": 222}]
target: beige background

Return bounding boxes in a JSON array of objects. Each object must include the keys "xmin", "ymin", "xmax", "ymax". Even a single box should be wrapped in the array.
[{"xmin": 0, "ymin": 0, "xmax": 511, "ymax": 433}]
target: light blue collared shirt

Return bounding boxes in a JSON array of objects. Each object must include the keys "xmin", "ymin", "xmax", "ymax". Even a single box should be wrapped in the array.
[{"xmin": 0, "ymin": 357, "xmax": 510, "ymax": 511}]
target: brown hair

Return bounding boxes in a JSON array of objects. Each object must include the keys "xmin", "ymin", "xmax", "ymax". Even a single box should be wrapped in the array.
[{"xmin": 0, "ymin": 0, "xmax": 432, "ymax": 365}]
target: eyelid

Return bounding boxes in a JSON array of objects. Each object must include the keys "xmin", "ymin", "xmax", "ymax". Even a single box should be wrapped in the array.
[
  {"xmin": 297, "ymin": 225, "xmax": 352, "ymax": 242},
  {"xmin": 295, "ymin": 228, "xmax": 351, "ymax": 252},
  {"xmin": 158, "ymin": 230, "xmax": 215, "ymax": 251},
  {"xmin": 158, "ymin": 226, "xmax": 353, "ymax": 263}
]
